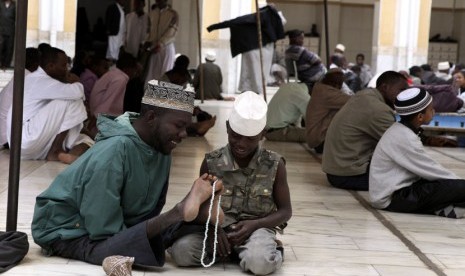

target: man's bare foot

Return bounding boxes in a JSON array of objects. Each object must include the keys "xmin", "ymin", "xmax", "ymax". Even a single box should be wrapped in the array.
[
  {"xmin": 46, "ymin": 150, "xmax": 62, "ymax": 162},
  {"xmin": 197, "ymin": 188, "xmax": 225, "ymax": 225},
  {"xmin": 223, "ymin": 96, "xmax": 235, "ymax": 101},
  {"xmin": 55, "ymin": 144, "xmax": 89, "ymax": 164},
  {"xmin": 57, "ymin": 152, "xmax": 79, "ymax": 164},
  {"xmin": 181, "ymin": 174, "xmax": 223, "ymax": 222}
]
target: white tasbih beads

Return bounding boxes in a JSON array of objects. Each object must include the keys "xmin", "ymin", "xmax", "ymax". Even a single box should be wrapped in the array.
[{"xmin": 200, "ymin": 179, "xmax": 222, "ymax": 268}]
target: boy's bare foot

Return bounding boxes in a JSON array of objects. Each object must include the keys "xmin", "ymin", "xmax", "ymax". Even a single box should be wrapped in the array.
[{"xmin": 181, "ymin": 174, "xmax": 223, "ymax": 222}]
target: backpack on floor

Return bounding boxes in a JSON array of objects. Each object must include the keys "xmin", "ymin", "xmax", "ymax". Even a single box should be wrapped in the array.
[{"xmin": 0, "ymin": 231, "xmax": 29, "ymax": 273}]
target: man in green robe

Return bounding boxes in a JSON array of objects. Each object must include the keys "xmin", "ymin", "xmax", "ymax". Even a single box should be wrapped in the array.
[{"xmin": 31, "ymin": 80, "xmax": 223, "ymax": 268}]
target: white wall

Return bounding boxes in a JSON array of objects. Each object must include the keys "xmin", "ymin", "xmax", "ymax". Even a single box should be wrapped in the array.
[{"xmin": 339, "ymin": 5, "xmax": 374, "ymax": 65}]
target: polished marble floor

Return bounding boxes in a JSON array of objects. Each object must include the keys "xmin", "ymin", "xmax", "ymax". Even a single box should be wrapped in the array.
[{"xmin": 1, "ymin": 74, "xmax": 465, "ymax": 275}]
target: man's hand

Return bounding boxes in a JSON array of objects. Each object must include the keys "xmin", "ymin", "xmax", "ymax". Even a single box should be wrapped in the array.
[
  {"xmin": 423, "ymin": 136, "xmax": 458, "ymax": 147},
  {"xmin": 227, "ymin": 220, "xmax": 258, "ymax": 246},
  {"xmin": 152, "ymin": 43, "xmax": 162, "ymax": 54},
  {"xmin": 208, "ymin": 227, "xmax": 230, "ymax": 258},
  {"xmin": 66, "ymin": 72, "xmax": 80, "ymax": 83}
]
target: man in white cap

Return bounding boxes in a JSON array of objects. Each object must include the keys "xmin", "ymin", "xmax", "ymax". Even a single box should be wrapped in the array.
[
  {"xmin": 31, "ymin": 80, "xmax": 224, "ymax": 269},
  {"xmin": 435, "ymin": 61, "xmax": 452, "ymax": 82},
  {"xmin": 370, "ymin": 87, "xmax": 465, "ymax": 218},
  {"xmin": 334, "ymin": 43, "xmax": 345, "ymax": 55},
  {"xmin": 193, "ymin": 51, "xmax": 226, "ymax": 100},
  {"xmin": 170, "ymin": 91, "xmax": 292, "ymax": 275}
]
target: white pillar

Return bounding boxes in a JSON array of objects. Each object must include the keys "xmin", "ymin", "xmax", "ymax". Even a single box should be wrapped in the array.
[
  {"xmin": 39, "ymin": 0, "xmax": 64, "ymax": 47},
  {"xmin": 218, "ymin": 0, "xmax": 253, "ymax": 94},
  {"xmin": 373, "ymin": 0, "xmax": 431, "ymax": 73}
]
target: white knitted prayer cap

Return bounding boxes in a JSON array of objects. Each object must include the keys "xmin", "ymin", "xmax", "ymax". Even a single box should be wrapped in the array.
[
  {"xmin": 205, "ymin": 51, "xmax": 216, "ymax": 62},
  {"xmin": 395, "ymin": 87, "xmax": 432, "ymax": 116},
  {"xmin": 335, "ymin": 44, "xmax": 345, "ymax": 53},
  {"xmin": 228, "ymin": 91, "xmax": 267, "ymax": 136},
  {"xmin": 437, "ymin": 61, "xmax": 450, "ymax": 71}
]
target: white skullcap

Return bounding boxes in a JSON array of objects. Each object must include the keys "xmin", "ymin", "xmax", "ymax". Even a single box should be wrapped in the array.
[
  {"xmin": 205, "ymin": 51, "xmax": 216, "ymax": 62},
  {"xmin": 335, "ymin": 44, "xmax": 345, "ymax": 53},
  {"xmin": 395, "ymin": 87, "xmax": 432, "ymax": 116},
  {"xmin": 228, "ymin": 91, "xmax": 267, "ymax": 136},
  {"xmin": 437, "ymin": 61, "xmax": 450, "ymax": 71}
]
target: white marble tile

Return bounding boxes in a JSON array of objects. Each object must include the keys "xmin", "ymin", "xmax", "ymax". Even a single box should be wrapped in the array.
[
  {"xmin": 291, "ymin": 247, "xmax": 425, "ymax": 267},
  {"xmin": 373, "ymin": 265, "xmax": 437, "ymax": 276}
]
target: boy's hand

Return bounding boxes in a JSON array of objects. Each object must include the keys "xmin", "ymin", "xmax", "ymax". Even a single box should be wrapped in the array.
[
  {"xmin": 227, "ymin": 220, "xmax": 258, "ymax": 246},
  {"xmin": 208, "ymin": 227, "xmax": 230, "ymax": 257}
]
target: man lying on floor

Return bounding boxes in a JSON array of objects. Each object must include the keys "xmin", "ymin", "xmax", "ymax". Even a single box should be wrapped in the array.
[{"xmin": 369, "ymin": 87, "xmax": 465, "ymax": 218}]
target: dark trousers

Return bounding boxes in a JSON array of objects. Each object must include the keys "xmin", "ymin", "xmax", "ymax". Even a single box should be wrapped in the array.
[
  {"xmin": 48, "ymin": 221, "xmax": 180, "ymax": 266},
  {"xmin": 0, "ymin": 34, "xmax": 14, "ymax": 67},
  {"xmin": 386, "ymin": 178, "xmax": 465, "ymax": 215},
  {"xmin": 326, "ymin": 173, "xmax": 369, "ymax": 191}
]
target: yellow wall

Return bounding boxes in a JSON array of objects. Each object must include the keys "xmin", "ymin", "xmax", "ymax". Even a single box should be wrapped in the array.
[
  {"xmin": 64, "ymin": 0, "xmax": 77, "ymax": 33},
  {"xmin": 27, "ymin": 0, "xmax": 76, "ymax": 32},
  {"xmin": 202, "ymin": 0, "xmax": 220, "ymax": 39},
  {"xmin": 27, "ymin": 0, "xmax": 39, "ymax": 29},
  {"xmin": 418, "ymin": 0, "xmax": 432, "ymax": 49},
  {"xmin": 378, "ymin": 0, "xmax": 396, "ymax": 46}
]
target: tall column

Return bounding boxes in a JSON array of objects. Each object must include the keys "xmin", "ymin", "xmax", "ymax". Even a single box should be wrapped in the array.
[
  {"xmin": 36, "ymin": 0, "xmax": 75, "ymax": 57},
  {"xmin": 318, "ymin": 2, "xmax": 341, "ymax": 66},
  {"xmin": 200, "ymin": 0, "xmax": 252, "ymax": 94},
  {"xmin": 372, "ymin": 0, "xmax": 432, "ymax": 73}
]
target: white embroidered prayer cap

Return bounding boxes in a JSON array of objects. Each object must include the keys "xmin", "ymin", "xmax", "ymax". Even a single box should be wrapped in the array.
[
  {"xmin": 205, "ymin": 51, "xmax": 216, "ymax": 62},
  {"xmin": 394, "ymin": 87, "xmax": 432, "ymax": 116},
  {"xmin": 228, "ymin": 91, "xmax": 267, "ymax": 136},
  {"xmin": 143, "ymin": 80, "xmax": 195, "ymax": 114},
  {"xmin": 437, "ymin": 61, "xmax": 450, "ymax": 71},
  {"xmin": 335, "ymin": 44, "xmax": 346, "ymax": 53}
]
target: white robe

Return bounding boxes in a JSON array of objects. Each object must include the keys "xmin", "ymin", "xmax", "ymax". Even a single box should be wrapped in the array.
[
  {"xmin": 238, "ymin": 42, "xmax": 274, "ymax": 94},
  {"xmin": 106, "ymin": 3, "xmax": 126, "ymax": 61},
  {"xmin": 6, "ymin": 67, "xmax": 90, "ymax": 160},
  {"xmin": 0, "ymin": 69, "xmax": 31, "ymax": 145},
  {"xmin": 144, "ymin": 43, "xmax": 175, "ymax": 83},
  {"xmin": 125, "ymin": 12, "xmax": 148, "ymax": 58}
]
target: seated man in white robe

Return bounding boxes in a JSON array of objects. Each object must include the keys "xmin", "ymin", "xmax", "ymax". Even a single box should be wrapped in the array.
[
  {"xmin": 0, "ymin": 47, "xmax": 40, "ymax": 148},
  {"xmin": 6, "ymin": 47, "xmax": 93, "ymax": 164}
]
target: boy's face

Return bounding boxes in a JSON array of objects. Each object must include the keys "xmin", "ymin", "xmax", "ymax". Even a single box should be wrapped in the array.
[
  {"xmin": 226, "ymin": 123, "xmax": 262, "ymax": 161},
  {"xmin": 419, "ymin": 103, "xmax": 434, "ymax": 125}
]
